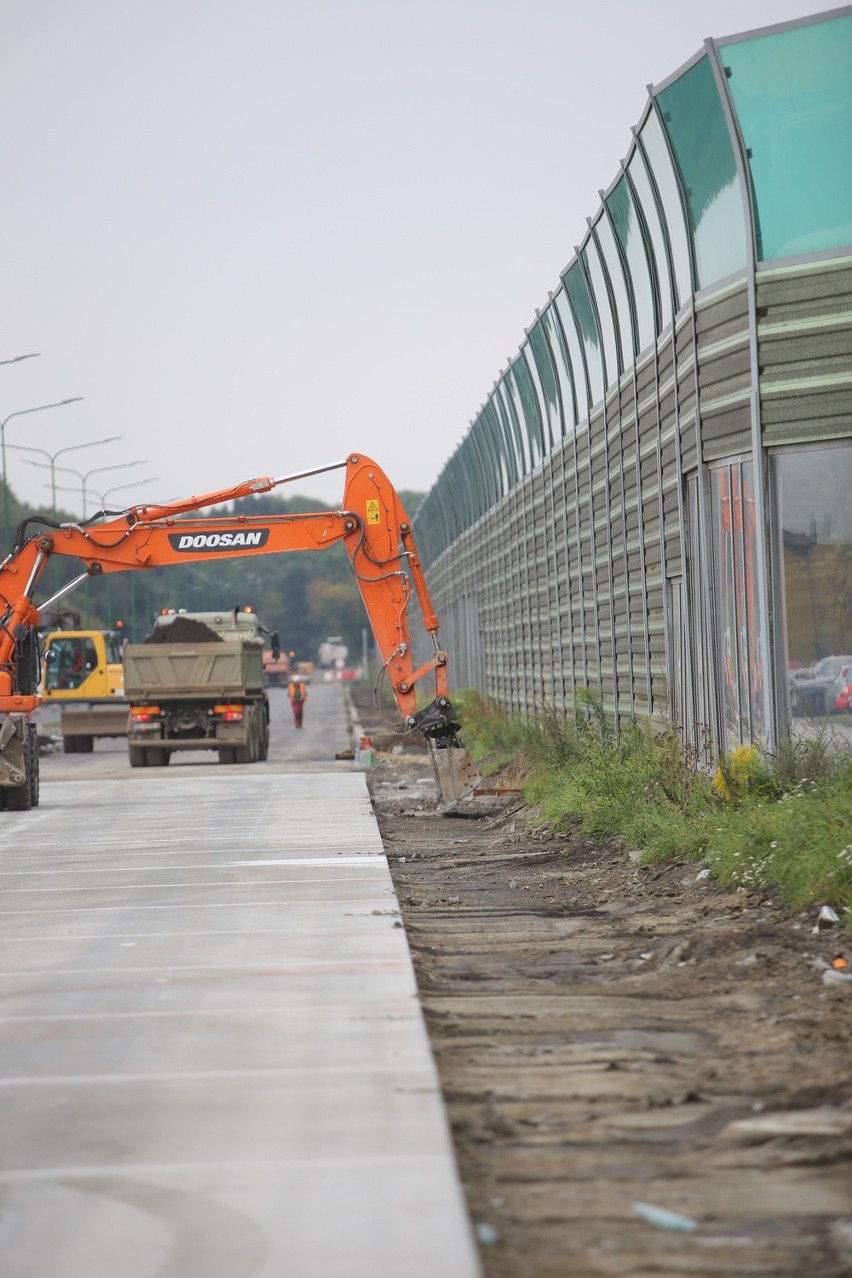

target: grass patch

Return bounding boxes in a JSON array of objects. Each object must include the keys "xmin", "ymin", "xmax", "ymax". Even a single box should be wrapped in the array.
[{"xmin": 455, "ymin": 689, "xmax": 852, "ymax": 914}]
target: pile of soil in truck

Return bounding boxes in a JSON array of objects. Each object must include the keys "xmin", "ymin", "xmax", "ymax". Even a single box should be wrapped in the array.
[{"xmin": 143, "ymin": 617, "xmax": 222, "ymax": 643}]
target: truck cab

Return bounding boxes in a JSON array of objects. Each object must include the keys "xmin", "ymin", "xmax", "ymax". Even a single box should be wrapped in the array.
[{"xmin": 43, "ymin": 630, "xmax": 124, "ymax": 699}]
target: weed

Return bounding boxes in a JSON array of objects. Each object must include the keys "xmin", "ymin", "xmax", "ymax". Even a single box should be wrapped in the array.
[{"xmin": 456, "ymin": 688, "xmax": 852, "ymax": 913}]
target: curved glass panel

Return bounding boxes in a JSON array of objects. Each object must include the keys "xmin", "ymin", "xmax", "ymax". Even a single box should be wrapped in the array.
[
  {"xmin": 527, "ymin": 326, "xmax": 559, "ymax": 449},
  {"xmin": 627, "ymin": 148, "xmax": 674, "ymax": 332},
  {"xmin": 657, "ymin": 56, "xmax": 747, "ymax": 288},
  {"xmin": 562, "ymin": 262, "xmax": 604, "ymax": 406},
  {"xmin": 469, "ymin": 417, "xmax": 494, "ymax": 510},
  {"xmin": 483, "ymin": 402, "xmax": 510, "ymax": 495},
  {"xmin": 509, "ymin": 356, "xmax": 544, "ymax": 468},
  {"xmin": 487, "ymin": 394, "xmax": 518, "ymax": 489},
  {"xmin": 721, "ymin": 14, "xmax": 852, "ymax": 260},
  {"xmin": 497, "ymin": 379, "xmax": 530, "ymax": 475},
  {"xmin": 594, "ymin": 212, "xmax": 635, "ymax": 370},
  {"xmin": 492, "ymin": 386, "xmax": 521, "ymax": 481},
  {"xmin": 639, "ymin": 109, "xmax": 692, "ymax": 305},
  {"xmin": 607, "ymin": 176, "xmax": 656, "ymax": 352},
  {"xmin": 541, "ymin": 301, "xmax": 576, "ymax": 434},
  {"xmin": 554, "ymin": 288, "xmax": 590, "ymax": 422},
  {"xmin": 581, "ymin": 239, "xmax": 620, "ymax": 387}
]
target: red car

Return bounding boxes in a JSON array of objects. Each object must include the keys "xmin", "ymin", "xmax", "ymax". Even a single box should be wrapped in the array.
[{"xmin": 834, "ymin": 665, "xmax": 852, "ymax": 712}]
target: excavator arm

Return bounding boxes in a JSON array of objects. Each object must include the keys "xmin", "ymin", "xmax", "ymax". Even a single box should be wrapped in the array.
[{"xmin": 0, "ymin": 453, "xmax": 460, "ymax": 743}]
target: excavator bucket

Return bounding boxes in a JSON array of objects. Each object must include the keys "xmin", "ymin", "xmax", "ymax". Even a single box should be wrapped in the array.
[{"xmin": 427, "ymin": 738, "xmax": 483, "ymax": 811}]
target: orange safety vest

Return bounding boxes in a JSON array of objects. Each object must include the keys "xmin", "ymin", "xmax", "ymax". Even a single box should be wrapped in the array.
[{"xmin": 288, "ymin": 681, "xmax": 306, "ymax": 703}]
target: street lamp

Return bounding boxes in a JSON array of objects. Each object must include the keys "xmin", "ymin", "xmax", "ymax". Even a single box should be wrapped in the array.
[
  {"xmin": 6, "ymin": 436, "xmax": 121, "ymax": 517},
  {"xmin": 27, "ymin": 458, "xmax": 147, "ymax": 520},
  {"xmin": 0, "ymin": 353, "xmax": 40, "ymax": 367},
  {"xmin": 0, "ymin": 396, "xmax": 84, "ymax": 542},
  {"xmin": 52, "ymin": 476, "xmax": 159, "ymax": 513}
]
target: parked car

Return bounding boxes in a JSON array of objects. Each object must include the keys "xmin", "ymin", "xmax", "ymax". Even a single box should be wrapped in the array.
[
  {"xmin": 832, "ymin": 664, "xmax": 852, "ymax": 713},
  {"xmin": 789, "ymin": 655, "xmax": 852, "ymax": 717}
]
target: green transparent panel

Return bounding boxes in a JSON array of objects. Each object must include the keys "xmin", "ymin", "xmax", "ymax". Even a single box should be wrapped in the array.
[
  {"xmin": 563, "ymin": 262, "xmax": 604, "ymax": 405},
  {"xmin": 607, "ymin": 178, "xmax": 656, "ymax": 351},
  {"xmin": 594, "ymin": 212, "xmax": 635, "ymax": 369},
  {"xmin": 511, "ymin": 356, "xmax": 544, "ymax": 466},
  {"xmin": 528, "ymin": 323, "xmax": 560, "ymax": 447},
  {"xmin": 657, "ymin": 56, "xmax": 747, "ymax": 288},
  {"xmin": 554, "ymin": 290, "xmax": 589, "ymax": 421},
  {"xmin": 581, "ymin": 241, "xmax": 619, "ymax": 386},
  {"xmin": 721, "ymin": 15, "xmax": 852, "ymax": 261},
  {"xmin": 488, "ymin": 395, "xmax": 518, "ymax": 487},
  {"xmin": 483, "ymin": 403, "xmax": 511, "ymax": 493},
  {"xmin": 541, "ymin": 302, "xmax": 576, "ymax": 433},
  {"xmin": 627, "ymin": 149, "xmax": 673, "ymax": 331},
  {"xmin": 498, "ymin": 380, "xmax": 530, "ymax": 474},
  {"xmin": 638, "ymin": 110, "xmax": 692, "ymax": 306}
]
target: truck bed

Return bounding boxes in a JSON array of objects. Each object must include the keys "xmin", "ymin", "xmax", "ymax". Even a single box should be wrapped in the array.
[{"xmin": 124, "ymin": 642, "xmax": 264, "ymax": 699}]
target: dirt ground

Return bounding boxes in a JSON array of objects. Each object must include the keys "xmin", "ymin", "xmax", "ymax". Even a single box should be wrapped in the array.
[{"xmin": 349, "ymin": 688, "xmax": 852, "ymax": 1278}]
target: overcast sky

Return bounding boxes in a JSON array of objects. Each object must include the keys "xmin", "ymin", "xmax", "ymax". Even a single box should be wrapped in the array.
[{"xmin": 1, "ymin": 0, "xmax": 834, "ymax": 516}]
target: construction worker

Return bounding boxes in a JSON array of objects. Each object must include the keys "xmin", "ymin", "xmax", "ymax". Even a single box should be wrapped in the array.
[{"xmin": 288, "ymin": 676, "xmax": 307, "ymax": 728}]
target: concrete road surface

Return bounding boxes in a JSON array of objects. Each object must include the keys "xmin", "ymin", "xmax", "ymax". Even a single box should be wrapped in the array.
[{"xmin": 0, "ymin": 681, "xmax": 481, "ymax": 1278}]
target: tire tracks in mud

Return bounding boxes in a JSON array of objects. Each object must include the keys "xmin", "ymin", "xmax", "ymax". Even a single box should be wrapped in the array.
[{"xmin": 367, "ymin": 760, "xmax": 852, "ymax": 1278}]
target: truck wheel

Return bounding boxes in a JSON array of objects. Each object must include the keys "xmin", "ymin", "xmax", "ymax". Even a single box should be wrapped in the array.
[
  {"xmin": 258, "ymin": 720, "xmax": 269, "ymax": 761},
  {"xmin": 824, "ymin": 689, "xmax": 836, "ymax": 716},
  {"xmin": 5, "ymin": 781, "xmax": 31, "ymax": 811},
  {"xmin": 78, "ymin": 736, "xmax": 94, "ymax": 753},
  {"xmin": 128, "ymin": 745, "xmax": 148, "ymax": 768},
  {"xmin": 234, "ymin": 742, "xmax": 252, "ymax": 764},
  {"xmin": 63, "ymin": 735, "xmax": 79, "ymax": 754},
  {"xmin": 148, "ymin": 748, "xmax": 169, "ymax": 767},
  {"xmin": 218, "ymin": 747, "xmax": 236, "ymax": 764},
  {"xmin": 28, "ymin": 726, "xmax": 40, "ymax": 807}
]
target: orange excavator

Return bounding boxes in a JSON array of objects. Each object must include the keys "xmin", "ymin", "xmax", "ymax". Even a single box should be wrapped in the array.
[{"xmin": 0, "ymin": 453, "xmax": 478, "ymax": 811}]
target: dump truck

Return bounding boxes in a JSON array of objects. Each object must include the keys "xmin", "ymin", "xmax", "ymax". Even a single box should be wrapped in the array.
[
  {"xmin": 40, "ymin": 627, "xmax": 129, "ymax": 752},
  {"xmin": 124, "ymin": 609, "xmax": 277, "ymax": 766}
]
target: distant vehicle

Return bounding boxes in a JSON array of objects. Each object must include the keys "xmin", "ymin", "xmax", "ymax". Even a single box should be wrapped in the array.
[
  {"xmin": 832, "ymin": 664, "xmax": 852, "ymax": 713},
  {"xmin": 318, "ymin": 637, "xmax": 349, "ymax": 669},
  {"xmin": 789, "ymin": 655, "xmax": 852, "ymax": 717},
  {"xmin": 262, "ymin": 648, "xmax": 291, "ymax": 687}
]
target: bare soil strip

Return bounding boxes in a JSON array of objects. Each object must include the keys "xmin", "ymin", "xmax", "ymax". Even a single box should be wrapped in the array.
[{"xmin": 357, "ymin": 703, "xmax": 852, "ymax": 1277}]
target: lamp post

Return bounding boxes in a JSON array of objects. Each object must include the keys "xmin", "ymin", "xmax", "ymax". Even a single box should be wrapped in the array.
[
  {"xmin": 53, "ymin": 476, "xmax": 159, "ymax": 513},
  {"xmin": 0, "ymin": 396, "xmax": 84, "ymax": 543},
  {"xmin": 6, "ymin": 436, "xmax": 121, "ymax": 518},
  {"xmin": 27, "ymin": 458, "xmax": 147, "ymax": 520},
  {"xmin": 0, "ymin": 353, "xmax": 40, "ymax": 367}
]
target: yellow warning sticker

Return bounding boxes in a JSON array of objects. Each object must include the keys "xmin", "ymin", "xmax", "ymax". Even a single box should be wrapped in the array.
[{"xmin": 366, "ymin": 499, "xmax": 381, "ymax": 526}]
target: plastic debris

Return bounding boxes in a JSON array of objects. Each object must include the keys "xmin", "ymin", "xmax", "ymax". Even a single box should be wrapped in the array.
[
  {"xmin": 823, "ymin": 968, "xmax": 852, "ymax": 987},
  {"xmin": 724, "ymin": 1106, "xmax": 852, "ymax": 1138},
  {"xmin": 475, "ymin": 1222, "xmax": 498, "ymax": 1246},
  {"xmin": 695, "ymin": 868, "xmax": 711, "ymax": 881},
  {"xmin": 813, "ymin": 904, "xmax": 841, "ymax": 933},
  {"xmin": 832, "ymin": 955, "xmax": 848, "ymax": 970},
  {"xmin": 631, "ymin": 1201, "xmax": 697, "ymax": 1232}
]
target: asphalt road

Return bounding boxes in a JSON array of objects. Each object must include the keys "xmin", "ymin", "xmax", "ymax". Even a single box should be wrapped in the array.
[
  {"xmin": 34, "ymin": 678, "xmax": 357, "ymax": 780},
  {"xmin": 1, "ymin": 680, "xmax": 481, "ymax": 1278}
]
